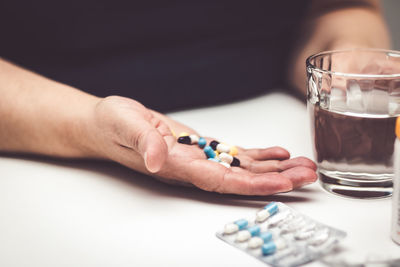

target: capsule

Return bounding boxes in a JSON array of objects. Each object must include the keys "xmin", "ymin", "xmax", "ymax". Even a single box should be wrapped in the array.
[
  {"xmin": 170, "ymin": 129, "xmax": 177, "ymax": 138},
  {"xmin": 280, "ymin": 217, "xmax": 306, "ymax": 233},
  {"xmin": 219, "ymin": 153, "xmax": 240, "ymax": 167},
  {"xmin": 256, "ymin": 202, "xmax": 279, "ymax": 222},
  {"xmin": 299, "ymin": 222, "xmax": 316, "ymax": 233},
  {"xmin": 189, "ymin": 134, "xmax": 199, "ymax": 144},
  {"xmin": 295, "ymin": 230, "xmax": 315, "ymax": 240},
  {"xmin": 219, "ymin": 162, "xmax": 231, "ymax": 168},
  {"xmin": 177, "ymin": 136, "xmax": 191, "ymax": 145},
  {"xmin": 262, "ymin": 239, "xmax": 286, "ymax": 255},
  {"xmin": 307, "ymin": 229, "xmax": 329, "ymax": 246},
  {"xmin": 236, "ymin": 225, "xmax": 261, "ymax": 242},
  {"xmin": 198, "ymin": 137, "xmax": 207, "ymax": 148},
  {"xmin": 217, "ymin": 143, "xmax": 231, "ymax": 153},
  {"xmin": 208, "ymin": 158, "xmax": 220, "ymax": 163},
  {"xmin": 248, "ymin": 231, "xmax": 273, "ymax": 249},
  {"xmin": 268, "ymin": 211, "xmax": 292, "ymax": 228},
  {"xmin": 219, "ymin": 152, "xmax": 233, "ymax": 164},
  {"xmin": 229, "ymin": 146, "xmax": 238, "ymax": 156},
  {"xmin": 210, "ymin": 140, "xmax": 219, "ymax": 150},
  {"xmin": 231, "ymin": 157, "xmax": 240, "ymax": 167},
  {"xmin": 179, "ymin": 132, "xmax": 190, "ymax": 137},
  {"xmin": 224, "ymin": 219, "xmax": 248, "ymax": 234},
  {"xmin": 204, "ymin": 146, "xmax": 216, "ymax": 158}
]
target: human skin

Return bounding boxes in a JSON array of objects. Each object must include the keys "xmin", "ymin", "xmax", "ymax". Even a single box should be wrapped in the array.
[
  {"xmin": 289, "ymin": 0, "xmax": 391, "ymax": 93},
  {"xmin": 0, "ymin": 0, "xmax": 390, "ymax": 195}
]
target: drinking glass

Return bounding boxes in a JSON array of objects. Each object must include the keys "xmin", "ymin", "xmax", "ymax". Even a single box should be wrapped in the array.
[{"xmin": 307, "ymin": 48, "xmax": 400, "ymax": 198}]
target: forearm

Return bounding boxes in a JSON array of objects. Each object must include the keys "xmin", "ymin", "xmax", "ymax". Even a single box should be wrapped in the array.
[
  {"xmin": 0, "ymin": 59, "xmax": 100, "ymax": 158},
  {"xmin": 289, "ymin": 0, "xmax": 391, "ymax": 94}
]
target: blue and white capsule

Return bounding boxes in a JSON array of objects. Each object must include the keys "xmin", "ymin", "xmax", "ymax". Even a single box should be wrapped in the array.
[
  {"xmin": 262, "ymin": 239, "xmax": 286, "ymax": 255},
  {"xmin": 198, "ymin": 137, "xmax": 207, "ymax": 148},
  {"xmin": 248, "ymin": 231, "xmax": 273, "ymax": 249},
  {"xmin": 256, "ymin": 202, "xmax": 279, "ymax": 222},
  {"xmin": 236, "ymin": 225, "xmax": 261, "ymax": 242},
  {"xmin": 204, "ymin": 146, "xmax": 216, "ymax": 159},
  {"xmin": 224, "ymin": 219, "xmax": 248, "ymax": 234}
]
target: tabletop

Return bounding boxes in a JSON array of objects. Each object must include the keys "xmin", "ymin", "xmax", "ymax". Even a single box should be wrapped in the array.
[{"xmin": 1, "ymin": 91, "xmax": 399, "ymax": 267}]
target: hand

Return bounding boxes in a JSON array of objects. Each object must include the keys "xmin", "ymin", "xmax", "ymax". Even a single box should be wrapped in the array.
[
  {"xmin": 88, "ymin": 96, "xmax": 317, "ymax": 195},
  {"xmin": 325, "ymin": 43, "xmax": 400, "ymax": 90}
]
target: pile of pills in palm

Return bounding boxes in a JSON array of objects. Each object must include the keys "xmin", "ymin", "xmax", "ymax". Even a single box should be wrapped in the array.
[
  {"xmin": 216, "ymin": 202, "xmax": 346, "ymax": 267},
  {"xmin": 177, "ymin": 133, "xmax": 240, "ymax": 168}
]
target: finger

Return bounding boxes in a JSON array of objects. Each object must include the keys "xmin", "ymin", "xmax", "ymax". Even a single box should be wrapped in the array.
[
  {"xmin": 185, "ymin": 160, "xmax": 293, "ymax": 196},
  {"xmin": 242, "ymin": 146, "xmax": 290, "ymax": 160},
  {"xmin": 141, "ymin": 129, "xmax": 168, "ymax": 173},
  {"xmin": 238, "ymin": 156, "xmax": 317, "ymax": 173},
  {"xmin": 121, "ymin": 116, "xmax": 169, "ymax": 173},
  {"xmin": 280, "ymin": 166, "xmax": 318, "ymax": 188}
]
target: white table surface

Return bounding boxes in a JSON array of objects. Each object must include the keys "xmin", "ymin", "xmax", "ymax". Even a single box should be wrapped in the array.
[{"xmin": 1, "ymin": 91, "xmax": 399, "ymax": 267}]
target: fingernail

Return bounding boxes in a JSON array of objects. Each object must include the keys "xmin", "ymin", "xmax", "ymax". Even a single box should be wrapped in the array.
[{"xmin": 144, "ymin": 151, "xmax": 150, "ymax": 170}]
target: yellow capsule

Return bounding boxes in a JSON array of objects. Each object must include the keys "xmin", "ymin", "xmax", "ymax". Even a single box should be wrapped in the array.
[
  {"xmin": 214, "ymin": 150, "xmax": 219, "ymax": 157},
  {"xmin": 170, "ymin": 129, "xmax": 177, "ymax": 138},
  {"xmin": 229, "ymin": 146, "xmax": 238, "ymax": 156},
  {"xmin": 179, "ymin": 132, "xmax": 190, "ymax": 137}
]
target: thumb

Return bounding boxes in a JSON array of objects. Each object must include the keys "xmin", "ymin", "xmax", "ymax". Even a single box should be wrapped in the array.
[
  {"xmin": 121, "ymin": 117, "xmax": 169, "ymax": 173},
  {"xmin": 138, "ymin": 126, "xmax": 169, "ymax": 173}
]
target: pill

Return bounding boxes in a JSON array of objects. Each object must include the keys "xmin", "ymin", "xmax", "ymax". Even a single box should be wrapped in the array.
[
  {"xmin": 224, "ymin": 219, "xmax": 248, "ymax": 234},
  {"xmin": 308, "ymin": 230, "xmax": 329, "ymax": 246},
  {"xmin": 177, "ymin": 136, "xmax": 191, "ymax": 145},
  {"xmin": 231, "ymin": 157, "xmax": 240, "ymax": 167},
  {"xmin": 248, "ymin": 232, "xmax": 273, "ymax": 249},
  {"xmin": 262, "ymin": 239, "xmax": 286, "ymax": 255},
  {"xmin": 189, "ymin": 134, "xmax": 199, "ymax": 144},
  {"xmin": 300, "ymin": 222, "xmax": 316, "ymax": 233},
  {"xmin": 208, "ymin": 158, "xmax": 220, "ymax": 163},
  {"xmin": 219, "ymin": 152, "xmax": 233, "ymax": 164},
  {"xmin": 281, "ymin": 217, "xmax": 306, "ymax": 233},
  {"xmin": 229, "ymin": 146, "xmax": 238, "ymax": 156},
  {"xmin": 219, "ymin": 162, "xmax": 231, "ymax": 168},
  {"xmin": 236, "ymin": 225, "xmax": 261, "ymax": 242},
  {"xmin": 268, "ymin": 211, "xmax": 292, "ymax": 227},
  {"xmin": 256, "ymin": 202, "xmax": 279, "ymax": 222},
  {"xmin": 224, "ymin": 223, "xmax": 239, "ymax": 234},
  {"xmin": 214, "ymin": 150, "xmax": 219, "ymax": 157},
  {"xmin": 170, "ymin": 129, "xmax": 177, "ymax": 138},
  {"xmin": 204, "ymin": 146, "xmax": 216, "ymax": 158},
  {"xmin": 198, "ymin": 137, "xmax": 207, "ymax": 148},
  {"xmin": 210, "ymin": 140, "xmax": 219, "ymax": 150},
  {"xmin": 179, "ymin": 132, "xmax": 190, "ymax": 137},
  {"xmin": 217, "ymin": 143, "xmax": 231, "ymax": 153},
  {"xmin": 295, "ymin": 230, "xmax": 315, "ymax": 240},
  {"xmin": 248, "ymin": 237, "xmax": 264, "ymax": 249},
  {"xmin": 236, "ymin": 230, "xmax": 251, "ymax": 242},
  {"xmin": 235, "ymin": 219, "xmax": 249, "ymax": 230}
]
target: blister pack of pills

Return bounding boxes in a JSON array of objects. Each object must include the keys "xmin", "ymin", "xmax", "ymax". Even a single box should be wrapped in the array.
[{"xmin": 216, "ymin": 202, "xmax": 346, "ymax": 267}]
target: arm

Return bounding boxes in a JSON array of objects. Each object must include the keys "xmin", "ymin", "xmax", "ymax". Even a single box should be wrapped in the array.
[
  {"xmin": 0, "ymin": 58, "xmax": 317, "ymax": 195},
  {"xmin": 288, "ymin": 0, "xmax": 391, "ymax": 94},
  {"xmin": 0, "ymin": 59, "xmax": 100, "ymax": 158}
]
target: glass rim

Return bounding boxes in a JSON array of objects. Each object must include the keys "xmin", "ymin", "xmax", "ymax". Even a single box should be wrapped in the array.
[{"xmin": 306, "ymin": 48, "xmax": 400, "ymax": 78}]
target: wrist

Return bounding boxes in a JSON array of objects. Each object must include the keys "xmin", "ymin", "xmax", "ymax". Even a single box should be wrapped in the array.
[{"xmin": 69, "ymin": 94, "xmax": 106, "ymax": 159}]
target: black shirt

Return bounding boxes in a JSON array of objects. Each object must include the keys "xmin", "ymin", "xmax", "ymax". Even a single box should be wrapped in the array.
[{"xmin": 1, "ymin": 1, "xmax": 309, "ymax": 111}]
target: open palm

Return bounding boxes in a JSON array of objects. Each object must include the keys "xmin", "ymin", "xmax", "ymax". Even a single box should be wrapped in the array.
[{"xmin": 90, "ymin": 96, "xmax": 317, "ymax": 196}]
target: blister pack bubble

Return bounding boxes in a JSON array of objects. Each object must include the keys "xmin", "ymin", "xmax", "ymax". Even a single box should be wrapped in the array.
[{"xmin": 216, "ymin": 202, "xmax": 346, "ymax": 267}]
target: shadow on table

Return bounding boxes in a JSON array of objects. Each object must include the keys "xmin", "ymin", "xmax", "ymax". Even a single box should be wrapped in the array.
[{"xmin": 1, "ymin": 153, "xmax": 318, "ymax": 208}]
